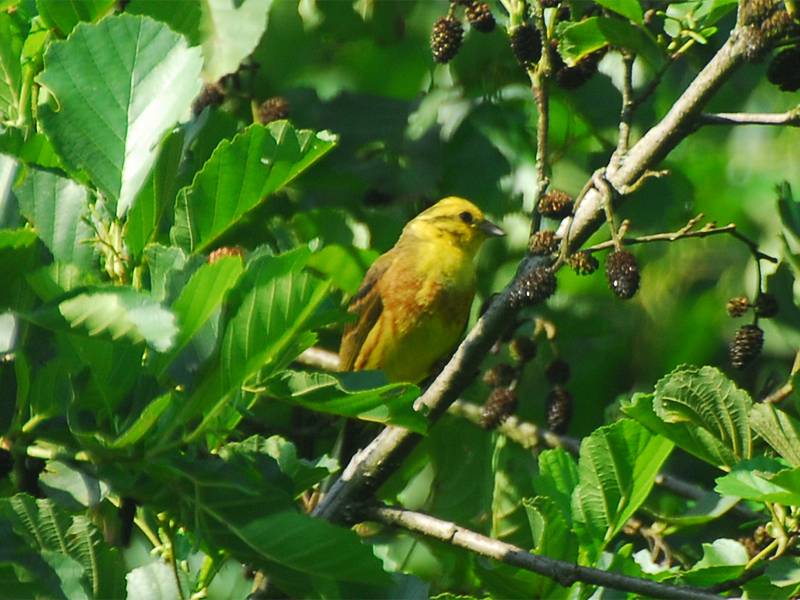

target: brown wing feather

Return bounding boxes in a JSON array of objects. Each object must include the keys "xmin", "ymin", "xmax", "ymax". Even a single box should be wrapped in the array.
[{"xmin": 338, "ymin": 251, "xmax": 395, "ymax": 372}]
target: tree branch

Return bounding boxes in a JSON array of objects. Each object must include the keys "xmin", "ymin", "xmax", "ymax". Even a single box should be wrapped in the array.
[
  {"xmin": 366, "ymin": 505, "xmax": 727, "ymax": 600},
  {"xmin": 697, "ymin": 108, "xmax": 800, "ymax": 127}
]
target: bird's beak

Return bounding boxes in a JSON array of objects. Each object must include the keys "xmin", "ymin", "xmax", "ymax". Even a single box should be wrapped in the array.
[{"xmin": 479, "ymin": 219, "xmax": 505, "ymax": 237}]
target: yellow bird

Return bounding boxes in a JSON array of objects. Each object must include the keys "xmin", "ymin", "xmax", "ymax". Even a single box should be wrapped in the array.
[{"xmin": 339, "ymin": 196, "xmax": 504, "ymax": 383}]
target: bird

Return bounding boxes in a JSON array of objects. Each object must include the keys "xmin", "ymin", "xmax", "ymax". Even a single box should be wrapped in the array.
[{"xmin": 339, "ymin": 196, "xmax": 504, "ymax": 383}]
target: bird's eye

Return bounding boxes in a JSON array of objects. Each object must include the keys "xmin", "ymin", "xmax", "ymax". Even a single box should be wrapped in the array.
[{"xmin": 459, "ymin": 211, "xmax": 474, "ymax": 224}]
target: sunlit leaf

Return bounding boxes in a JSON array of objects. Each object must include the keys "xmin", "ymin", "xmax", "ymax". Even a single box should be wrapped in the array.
[
  {"xmin": 171, "ymin": 123, "xmax": 338, "ymax": 253},
  {"xmin": 38, "ymin": 15, "xmax": 203, "ymax": 215}
]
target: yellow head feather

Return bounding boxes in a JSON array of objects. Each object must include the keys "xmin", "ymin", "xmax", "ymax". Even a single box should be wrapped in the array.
[{"xmin": 399, "ymin": 196, "xmax": 504, "ymax": 255}]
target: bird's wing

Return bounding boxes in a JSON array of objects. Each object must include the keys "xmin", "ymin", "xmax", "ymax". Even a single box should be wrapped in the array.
[{"xmin": 338, "ymin": 251, "xmax": 395, "ymax": 372}]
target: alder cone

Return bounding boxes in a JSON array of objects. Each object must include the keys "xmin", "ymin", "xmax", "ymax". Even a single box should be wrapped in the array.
[
  {"xmin": 754, "ymin": 293, "xmax": 778, "ymax": 318},
  {"xmin": 510, "ymin": 24, "xmax": 541, "ymax": 67},
  {"xmin": 257, "ymin": 96, "xmax": 290, "ymax": 124},
  {"xmin": 768, "ymin": 48, "xmax": 800, "ymax": 92},
  {"xmin": 605, "ymin": 250, "xmax": 639, "ymax": 300},
  {"xmin": 480, "ymin": 387, "xmax": 518, "ymax": 429},
  {"xmin": 568, "ymin": 251, "xmax": 599, "ymax": 275},
  {"xmin": 538, "ymin": 190, "xmax": 573, "ymax": 219},
  {"xmin": 465, "ymin": 2, "xmax": 495, "ymax": 32},
  {"xmin": 726, "ymin": 296, "xmax": 750, "ymax": 318},
  {"xmin": 529, "ymin": 230, "xmax": 559, "ymax": 255},
  {"xmin": 431, "ymin": 17, "xmax": 463, "ymax": 63},
  {"xmin": 730, "ymin": 324, "xmax": 764, "ymax": 369},
  {"xmin": 546, "ymin": 385, "xmax": 572, "ymax": 434},
  {"xmin": 510, "ymin": 266, "xmax": 557, "ymax": 307}
]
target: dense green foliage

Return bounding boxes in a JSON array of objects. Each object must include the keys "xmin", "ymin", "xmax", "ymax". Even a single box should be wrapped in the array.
[{"xmin": 1, "ymin": 0, "xmax": 800, "ymax": 598}]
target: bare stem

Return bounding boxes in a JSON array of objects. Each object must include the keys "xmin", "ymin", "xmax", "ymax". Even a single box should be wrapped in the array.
[
  {"xmin": 614, "ymin": 52, "xmax": 636, "ymax": 166},
  {"xmin": 367, "ymin": 505, "xmax": 726, "ymax": 600},
  {"xmin": 697, "ymin": 108, "xmax": 800, "ymax": 127}
]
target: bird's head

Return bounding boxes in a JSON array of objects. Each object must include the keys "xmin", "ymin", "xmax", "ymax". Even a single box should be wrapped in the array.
[{"xmin": 401, "ymin": 196, "xmax": 505, "ymax": 255}]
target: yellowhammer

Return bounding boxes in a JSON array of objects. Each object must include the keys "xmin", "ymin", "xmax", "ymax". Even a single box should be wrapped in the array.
[{"xmin": 339, "ymin": 196, "xmax": 504, "ymax": 383}]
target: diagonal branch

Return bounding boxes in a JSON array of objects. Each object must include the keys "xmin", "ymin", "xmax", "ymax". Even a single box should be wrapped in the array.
[
  {"xmin": 314, "ymin": 16, "xmax": 779, "ymax": 523},
  {"xmin": 697, "ymin": 108, "xmax": 800, "ymax": 127},
  {"xmin": 367, "ymin": 505, "xmax": 727, "ymax": 600}
]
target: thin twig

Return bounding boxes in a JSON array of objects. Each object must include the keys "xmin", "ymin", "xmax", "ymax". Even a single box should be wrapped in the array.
[
  {"xmin": 697, "ymin": 108, "xmax": 800, "ymax": 127},
  {"xmin": 529, "ymin": 5, "xmax": 551, "ymax": 234},
  {"xmin": 581, "ymin": 217, "xmax": 778, "ymax": 264},
  {"xmin": 763, "ymin": 349, "xmax": 800, "ymax": 404},
  {"xmin": 367, "ymin": 505, "xmax": 726, "ymax": 600},
  {"xmin": 614, "ymin": 52, "xmax": 636, "ymax": 167},
  {"xmin": 297, "ymin": 347, "xmax": 340, "ymax": 371}
]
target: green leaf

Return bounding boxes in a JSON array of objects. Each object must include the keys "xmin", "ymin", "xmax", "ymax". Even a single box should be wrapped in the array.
[
  {"xmin": 109, "ymin": 392, "xmax": 173, "ymax": 448},
  {"xmin": 128, "ymin": 0, "xmax": 272, "ymax": 81},
  {"xmin": 491, "ymin": 435, "xmax": 535, "ymax": 548},
  {"xmin": 39, "ymin": 461, "xmax": 108, "ymax": 510},
  {"xmin": 126, "ymin": 562, "xmax": 187, "ymax": 600},
  {"xmin": 265, "ymin": 370, "xmax": 426, "ymax": 432},
  {"xmin": 681, "ymin": 539, "xmax": 748, "ymax": 586},
  {"xmin": 592, "ymin": 0, "xmax": 643, "ymax": 23},
  {"xmin": 140, "ymin": 454, "xmax": 390, "ymax": 585},
  {"xmin": 750, "ymin": 403, "xmax": 800, "ymax": 467},
  {"xmin": 0, "ymin": 128, "xmax": 63, "ymax": 169},
  {"xmin": 172, "ymin": 122, "xmax": 338, "ymax": 253},
  {"xmin": 38, "ymin": 15, "xmax": 203, "ymax": 215},
  {"xmin": 154, "ymin": 255, "xmax": 244, "ymax": 377},
  {"xmin": 651, "ymin": 490, "xmax": 741, "ymax": 527},
  {"xmin": 557, "ymin": 17, "xmax": 664, "ymax": 67},
  {"xmin": 523, "ymin": 496, "xmax": 578, "ymax": 598},
  {"xmin": 533, "ymin": 448, "xmax": 579, "ymax": 525},
  {"xmin": 572, "ymin": 419, "xmax": 673, "ymax": 560},
  {"xmin": 714, "ymin": 457, "xmax": 800, "ymax": 504},
  {"xmin": 307, "ymin": 244, "xmax": 377, "ymax": 294},
  {"xmin": 125, "ymin": 128, "xmax": 186, "ymax": 258},
  {"xmin": 624, "ymin": 366, "xmax": 752, "ymax": 469},
  {"xmin": 655, "ymin": 365, "xmax": 751, "ymax": 459},
  {"xmin": 15, "ymin": 167, "xmax": 96, "ymax": 268},
  {"xmin": 177, "ymin": 248, "xmax": 332, "ymax": 428},
  {"xmin": 224, "ymin": 435, "xmax": 338, "ymax": 497},
  {"xmin": 30, "ymin": 287, "xmax": 177, "ymax": 352},
  {"xmin": 36, "ymin": 0, "xmax": 115, "ymax": 36},
  {"xmin": 1, "ymin": 494, "xmax": 126, "ymax": 599},
  {"xmin": 0, "ymin": 10, "xmax": 26, "ymax": 122},
  {"xmin": 197, "ymin": 0, "xmax": 273, "ymax": 81}
]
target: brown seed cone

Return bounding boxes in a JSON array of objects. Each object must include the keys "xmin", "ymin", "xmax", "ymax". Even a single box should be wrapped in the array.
[
  {"xmin": 509, "ymin": 336, "xmax": 537, "ymax": 363},
  {"xmin": 555, "ymin": 48, "xmax": 606, "ymax": 89},
  {"xmin": 192, "ymin": 84, "xmax": 225, "ymax": 116},
  {"xmin": 538, "ymin": 190, "xmax": 574, "ymax": 219},
  {"xmin": 209, "ymin": 246, "xmax": 245, "ymax": 264},
  {"xmin": 482, "ymin": 362, "xmax": 515, "ymax": 388},
  {"xmin": 726, "ymin": 296, "xmax": 750, "ymax": 318},
  {"xmin": 529, "ymin": 230, "xmax": 559, "ymax": 255},
  {"xmin": 540, "ymin": 0, "xmax": 560, "ymax": 7},
  {"xmin": 465, "ymin": 1, "xmax": 495, "ymax": 32},
  {"xmin": 257, "ymin": 96, "xmax": 290, "ymax": 125},
  {"xmin": 510, "ymin": 23, "xmax": 542, "ymax": 67},
  {"xmin": 480, "ymin": 387, "xmax": 518, "ymax": 429},
  {"xmin": 545, "ymin": 358, "xmax": 570, "ymax": 385},
  {"xmin": 768, "ymin": 48, "xmax": 800, "ymax": 92},
  {"xmin": 754, "ymin": 293, "xmax": 779, "ymax": 318},
  {"xmin": 431, "ymin": 16, "xmax": 464, "ymax": 64},
  {"xmin": 605, "ymin": 250, "xmax": 640, "ymax": 300},
  {"xmin": 730, "ymin": 324, "xmax": 764, "ymax": 369},
  {"xmin": 510, "ymin": 266, "xmax": 557, "ymax": 308},
  {"xmin": 546, "ymin": 385, "xmax": 572, "ymax": 434},
  {"xmin": 568, "ymin": 251, "xmax": 599, "ymax": 275}
]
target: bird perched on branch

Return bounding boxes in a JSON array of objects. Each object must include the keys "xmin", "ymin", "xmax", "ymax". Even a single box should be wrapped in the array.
[{"xmin": 339, "ymin": 196, "xmax": 504, "ymax": 383}]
